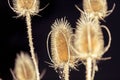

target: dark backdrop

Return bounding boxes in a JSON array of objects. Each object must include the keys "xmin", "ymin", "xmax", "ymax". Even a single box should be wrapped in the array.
[{"xmin": 0, "ymin": 0, "xmax": 120, "ymax": 80}]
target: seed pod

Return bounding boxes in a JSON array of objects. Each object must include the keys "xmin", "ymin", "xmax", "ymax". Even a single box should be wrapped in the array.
[
  {"xmin": 48, "ymin": 18, "xmax": 76, "ymax": 69},
  {"xmin": 74, "ymin": 14, "xmax": 104, "ymax": 59},
  {"xmin": 11, "ymin": 0, "xmax": 39, "ymax": 17},
  {"xmin": 83, "ymin": 0, "xmax": 115, "ymax": 20},
  {"xmin": 12, "ymin": 51, "xmax": 36, "ymax": 80}
]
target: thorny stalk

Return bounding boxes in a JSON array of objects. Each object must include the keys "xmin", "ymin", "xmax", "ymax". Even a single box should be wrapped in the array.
[
  {"xmin": 57, "ymin": 64, "xmax": 70, "ymax": 80},
  {"xmin": 86, "ymin": 57, "xmax": 92, "ymax": 80},
  {"xmin": 63, "ymin": 64, "xmax": 69, "ymax": 80},
  {"xmin": 8, "ymin": 0, "xmax": 41, "ymax": 79},
  {"xmin": 26, "ymin": 12, "xmax": 40, "ymax": 80}
]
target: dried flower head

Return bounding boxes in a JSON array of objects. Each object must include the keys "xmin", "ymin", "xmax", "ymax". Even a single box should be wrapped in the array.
[
  {"xmin": 72, "ymin": 13, "xmax": 112, "ymax": 80},
  {"xmin": 73, "ymin": 14, "xmax": 111, "ymax": 60},
  {"xmin": 8, "ymin": 0, "xmax": 39, "ymax": 17},
  {"xmin": 47, "ymin": 18, "xmax": 77, "ymax": 69},
  {"xmin": 82, "ymin": 0, "xmax": 115, "ymax": 20},
  {"xmin": 11, "ymin": 51, "xmax": 36, "ymax": 80}
]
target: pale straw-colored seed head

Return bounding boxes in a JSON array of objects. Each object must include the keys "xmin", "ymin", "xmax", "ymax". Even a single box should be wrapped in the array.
[
  {"xmin": 12, "ymin": 51, "xmax": 36, "ymax": 80},
  {"xmin": 83, "ymin": 0, "xmax": 115, "ymax": 20},
  {"xmin": 12, "ymin": 0, "xmax": 39, "ymax": 17},
  {"xmin": 73, "ymin": 14, "xmax": 104, "ymax": 59},
  {"xmin": 49, "ymin": 18, "xmax": 76, "ymax": 69}
]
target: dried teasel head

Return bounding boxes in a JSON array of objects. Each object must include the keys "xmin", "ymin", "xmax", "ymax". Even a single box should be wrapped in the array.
[
  {"xmin": 11, "ymin": 51, "xmax": 36, "ymax": 80},
  {"xmin": 82, "ymin": 0, "xmax": 115, "ymax": 20},
  {"xmin": 8, "ymin": 0, "xmax": 39, "ymax": 17},
  {"xmin": 73, "ymin": 14, "xmax": 111, "ymax": 60},
  {"xmin": 47, "ymin": 18, "xmax": 77, "ymax": 69}
]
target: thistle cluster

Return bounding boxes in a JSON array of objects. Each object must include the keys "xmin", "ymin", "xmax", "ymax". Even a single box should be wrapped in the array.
[
  {"xmin": 0, "ymin": 0, "xmax": 115, "ymax": 80},
  {"xmin": 47, "ymin": 0, "xmax": 115, "ymax": 80}
]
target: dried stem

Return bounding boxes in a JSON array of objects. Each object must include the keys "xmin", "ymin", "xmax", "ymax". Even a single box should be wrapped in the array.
[
  {"xmin": 25, "ymin": 12, "xmax": 40, "ymax": 80},
  {"xmin": 63, "ymin": 64, "xmax": 69, "ymax": 80},
  {"xmin": 86, "ymin": 57, "xmax": 92, "ymax": 80}
]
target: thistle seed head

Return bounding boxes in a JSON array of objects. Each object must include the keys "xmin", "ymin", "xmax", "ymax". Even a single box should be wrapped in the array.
[
  {"xmin": 13, "ymin": 0, "xmax": 39, "ymax": 17},
  {"xmin": 83, "ymin": 0, "xmax": 113, "ymax": 20},
  {"xmin": 50, "ymin": 18, "xmax": 76, "ymax": 69},
  {"xmin": 74, "ymin": 15, "xmax": 104, "ymax": 59},
  {"xmin": 12, "ymin": 51, "xmax": 36, "ymax": 80}
]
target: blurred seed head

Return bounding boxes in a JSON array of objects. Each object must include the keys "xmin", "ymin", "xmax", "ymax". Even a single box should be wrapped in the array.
[
  {"xmin": 49, "ymin": 18, "xmax": 77, "ymax": 69},
  {"xmin": 73, "ymin": 14, "xmax": 104, "ymax": 59},
  {"xmin": 12, "ymin": 51, "xmax": 36, "ymax": 80},
  {"xmin": 12, "ymin": 0, "xmax": 39, "ymax": 17},
  {"xmin": 83, "ymin": 0, "xmax": 115, "ymax": 20}
]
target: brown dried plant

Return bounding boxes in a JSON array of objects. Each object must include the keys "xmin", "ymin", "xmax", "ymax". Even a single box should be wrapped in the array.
[
  {"xmin": 71, "ymin": 13, "xmax": 112, "ymax": 80},
  {"xmin": 5, "ymin": 0, "xmax": 114, "ymax": 80},
  {"xmin": 47, "ymin": 18, "xmax": 78, "ymax": 80},
  {"xmin": 72, "ymin": 1, "xmax": 114, "ymax": 80},
  {"xmin": 8, "ymin": 0, "xmax": 40, "ymax": 79},
  {"xmin": 8, "ymin": 0, "xmax": 49, "ymax": 80}
]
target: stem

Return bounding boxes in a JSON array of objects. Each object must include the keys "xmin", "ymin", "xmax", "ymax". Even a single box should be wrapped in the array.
[
  {"xmin": 91, "ymin": 60, "xmax": 97, "ymax": 80},
  {"xmin": 86, "ymin": 57, "xmax": 92, "ymax": 80},
  {"xmin": 63, "ymin": 64, "xmax": 69, "ymax": 80},
  {"xmin": 26, "ymin": 13, "xmax": 40, "ymax": 80}
]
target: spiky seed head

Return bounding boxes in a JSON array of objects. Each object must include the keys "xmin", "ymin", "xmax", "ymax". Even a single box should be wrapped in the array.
[
  {"xmin": 83, "ymin": 0, "xmax": 108, "ymax": 19},
  {"xmin": 74, "ymin": 15, "xmax": 104, "ymax": 59},
  {"xmin": 13, "ymin": 0, "xmax": 39, "ymax": 17},
  {"xmin": 50, "ymin": 18, "xmax": 76, "ymax": 68},
  {"xmin": 13, "ymin": 51, "xmax": 36, "ymax": 80}
]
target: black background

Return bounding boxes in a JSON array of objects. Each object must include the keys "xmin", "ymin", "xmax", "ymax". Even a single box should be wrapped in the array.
[{"xmin": 0, "ymin": 0, "xmax": 120, "ymax": 80}]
